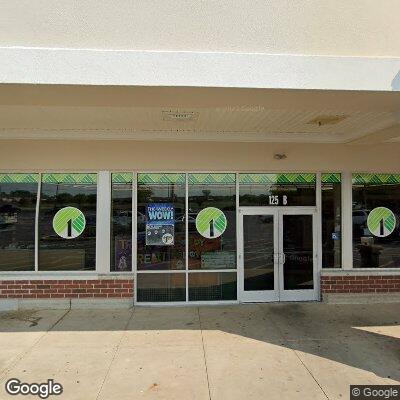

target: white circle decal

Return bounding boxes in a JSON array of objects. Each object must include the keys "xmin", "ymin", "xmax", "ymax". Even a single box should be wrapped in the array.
[
  {"xmin": 53, "ymin": 207, "xmax": 86, "ymax": 239},
  {"xmin": 195, "ymin": 207, "xmax": 227, "ymax": 239},
  {"xmin": 367, "ymin": 207, "xmax": 396, "ymax": 238}
]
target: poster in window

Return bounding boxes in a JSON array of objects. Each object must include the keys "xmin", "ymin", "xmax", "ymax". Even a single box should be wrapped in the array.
[
  {"xmin": 115, "ymin": 236, "xmax": 132, "ymax": 271},
  {"xmin": 146, "ymin": 203, "xmax": 175, "ymax": 246}
]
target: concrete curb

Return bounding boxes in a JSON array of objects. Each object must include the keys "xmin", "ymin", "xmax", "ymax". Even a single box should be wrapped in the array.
[
  {"xmin": 322, "ymin": 293, "xmax": 400, "ymax": 304},
  {"xmin": 0, "ymin": 298, "xmax": 134, "ymax": 311}
]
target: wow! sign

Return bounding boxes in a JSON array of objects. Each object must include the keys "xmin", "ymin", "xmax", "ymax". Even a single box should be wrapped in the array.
[{"xmin": 146, "ymin": 203, "xmax": 175, "ymax": 225}]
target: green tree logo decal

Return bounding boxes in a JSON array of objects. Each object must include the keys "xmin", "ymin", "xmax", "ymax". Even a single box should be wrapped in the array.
[
  {"xmin": 367, "ymin": 207, "xmax": 396, "ymax": 238},
  {"xmin": 53, "ymin": 207, "xmax": 86, "ymax": 239},
  {"xmin": 195, "ymin": 207, "xmax": 227, "ymax": 239}
]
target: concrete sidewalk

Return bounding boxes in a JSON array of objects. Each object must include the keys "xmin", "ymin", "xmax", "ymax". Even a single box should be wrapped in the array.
[{"xmin": 0, "ymin": 303, "xmax": 398, "ymax": 400}]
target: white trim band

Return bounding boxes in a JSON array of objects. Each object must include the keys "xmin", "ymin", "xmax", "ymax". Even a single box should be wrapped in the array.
[{"xmin": 1, "ymin": 47, "xmax": 400, "ymax": 91}]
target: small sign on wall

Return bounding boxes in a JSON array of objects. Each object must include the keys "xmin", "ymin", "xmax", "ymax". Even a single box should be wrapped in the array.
[{"xmin": 332, "ymin": 232, "xmax": 341, "ymax": 240}]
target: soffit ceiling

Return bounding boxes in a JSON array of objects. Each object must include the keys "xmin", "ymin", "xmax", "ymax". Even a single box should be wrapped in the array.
[{"xmin": 0, "ymin": 85, "xmax": 399, "ymax": 144}]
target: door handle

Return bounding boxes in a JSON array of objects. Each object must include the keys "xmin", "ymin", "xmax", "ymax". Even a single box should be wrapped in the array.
[{"xmin": 272, "ymin": 253, "xmax": 285, "ymax": 264}]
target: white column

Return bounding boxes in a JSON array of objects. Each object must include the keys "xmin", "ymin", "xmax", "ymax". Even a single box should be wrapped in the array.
[
  {"xmin": 341, "ymin": 171, "xmax": 353, "ymax": 269},
  {"xmin": 96, "ymin": 171, "xmax": 111, "ymax": 273}
]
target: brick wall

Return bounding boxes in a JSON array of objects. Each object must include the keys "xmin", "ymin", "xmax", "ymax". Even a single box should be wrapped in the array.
[
  {"xmin": 321, "ymin": 275, "xmax": 400, "ymax": 294},
  {"xmin": 2, "ymin": 276, "xmax": 399, "ymax": 301},
  {"xmin": 0, "ymin": 279, "xmax": 133, "ymax": 299}
]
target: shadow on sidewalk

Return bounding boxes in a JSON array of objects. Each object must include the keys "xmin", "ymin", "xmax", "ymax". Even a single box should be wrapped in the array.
[{"xmin": 0, "ymin": 302, "xmax": 399, "ymax": 382}]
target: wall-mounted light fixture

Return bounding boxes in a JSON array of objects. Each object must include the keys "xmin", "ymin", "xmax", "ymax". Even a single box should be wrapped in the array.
[{"xmin": 274, "ymin": 153, "xmax": 287, "ymax": 160}]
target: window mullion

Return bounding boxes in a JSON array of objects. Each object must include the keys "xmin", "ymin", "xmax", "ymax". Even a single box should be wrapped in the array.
[{"xmin": 34, "ymin": 173, "xmax": 42, "ymax": 272}]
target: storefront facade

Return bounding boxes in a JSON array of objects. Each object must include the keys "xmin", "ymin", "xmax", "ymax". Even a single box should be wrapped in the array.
[
  {"xmin": 1, "ymin": 0, "xmax": 400, "ymax": 308},
  {"xmin": 1, "ymin": 140, "xmax": 400, "ymax": 308}
]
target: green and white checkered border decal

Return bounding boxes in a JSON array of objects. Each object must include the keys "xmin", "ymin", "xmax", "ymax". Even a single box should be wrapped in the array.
[
  {"xmin": 138, "ymin": 173, "xmax": 186, "ymax": 185},
  {"xmin": 322, "ymin": 173, "xmax": 341, "ymax": 183},
  {"xmin": 352, "ymin": 173, "xmax": 400, "ymax": 185},
  {"xmin": 189, "ymin": 173, "xmax": 236, "ymax": 185},
  {"xmin": 239, "ymin": 173, "xmax": 316, "ymax": 185},
  {"xmin": 112, "ymin": 172, "xmax": 133, "ymax": 184},
  {"xmin": 0, "ymin": 173, "xmax": 39, "ymax": 184},
  {"xmin": 42, "ymin": 173, "xmax": 97, "ymax": 184},
  {"xmin": 11, "ymin": 172, "xmax": 400, "ymax": 186}
]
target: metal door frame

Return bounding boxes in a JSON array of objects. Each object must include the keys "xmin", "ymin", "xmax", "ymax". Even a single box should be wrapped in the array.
[
  {"xmin": 278, "ymin": 208, "xmax": 318, "ymax": 302},
  {"xmin": 238, "ymin": 207, "xmax": 280, "ymax": 302},
  {"xmin": 238, "ymin": 207, "xmax": 318, "ymax": 302}
]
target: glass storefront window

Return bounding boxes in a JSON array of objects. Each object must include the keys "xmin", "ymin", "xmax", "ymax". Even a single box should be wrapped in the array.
[
  {"xmin": 282, "ymin": 214, "xmax": 314, "ymax": 290},
  {"xmin": 111, "ymin": 173, "xmax": 132, "ymax": 272},
  {"xmin": 38, "ymin": 173, "xmax": 97, "ymax": 271},
  {"xmin": 321, "ymin": 173, "xmax": 342, "ymax": 268},
  {"xmin": 6, "ymin": 168, "xmax": 384, "ymax": 301},
  {"xmin": 188, "ymin": 173, "xmax": 236, "ymax": 271},
  {"xmin": 243, "ymin": 214, "xmax": 275, "ymax": 291},
  {"xmin": 352, "ymin": 173, "xmax": 400, "ymax": 268},
  {"xmin": 0, "ymin": 174, "xmax": 38, "ymax": 271},
  {"xmin": 188, "ymin": 272, "xmax": 237, "ymax": 301},
  {"xmin": 137, "ymin": 273, "xmax": 186, "ymax": 302},
  {"xmin": 239, "ymin": 173, "xmax": 316, "ymax": 206},
  {"xmin": 137, "ymin": 173, "xmax": 186, "ymax": 271}
]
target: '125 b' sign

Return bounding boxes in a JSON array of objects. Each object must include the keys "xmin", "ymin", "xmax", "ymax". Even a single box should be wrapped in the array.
[{"xmin": 268, "ymin": 195, "xmax": 288, "ymax": 206}]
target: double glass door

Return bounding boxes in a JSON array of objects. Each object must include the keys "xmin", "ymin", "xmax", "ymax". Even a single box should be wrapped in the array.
[{"xmin": 239, "ymin": 207, "xmax": 317, "ymax": 302}]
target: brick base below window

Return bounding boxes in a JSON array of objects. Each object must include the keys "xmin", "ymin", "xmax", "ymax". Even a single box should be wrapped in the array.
[
  {"xmin": 321, "ymin": 275, "xmax": 400, "ymax": 294},
  {"xmin": 1, "ymin": 276, "xmax": 400, "ymax": 302},
  {"xmin": 0, "ymin": 279, "xmax": 133, "ymax": 299}
]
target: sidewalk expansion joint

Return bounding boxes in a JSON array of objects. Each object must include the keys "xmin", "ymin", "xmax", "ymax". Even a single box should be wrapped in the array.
[
  {"xmin": 95, "ymin": 308, "xmax": 135, "ymax": 400},
  {"xmin": 257, "ymin": 304, "xmax": 330, "ymax": 400},
  {"xmin": 198, "ymin": 307, "xmax": 212, "ymax": 400}
]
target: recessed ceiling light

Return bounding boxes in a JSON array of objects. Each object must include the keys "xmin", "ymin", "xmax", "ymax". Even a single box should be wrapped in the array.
[
  {"xmin": 307, "ymin": 115, "xmax": 347, "ymax": 126},
  {"xmin": 162, "ymin": 111, "xmax": 199, "ymax": 122}
]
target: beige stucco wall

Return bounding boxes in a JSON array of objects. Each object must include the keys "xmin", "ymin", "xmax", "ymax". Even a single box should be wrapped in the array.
[
  {"xmin": 0, "ymin": 140, "xmax": 399, "ymax": 173},
  {"xmin": 1, "ymin": 0, "xmax": 400, "ymax": 57}
]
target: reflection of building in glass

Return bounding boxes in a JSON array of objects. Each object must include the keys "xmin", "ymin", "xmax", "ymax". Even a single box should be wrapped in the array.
[
  {"xmin": 0, "ymin": 177, "xmax": 38, "ymax": 271},
  {"xmin": 38, "ymin": 174, "xmax": 97, "ymax": 271},
  {"xmin": 353, "ymin": 175, "xmax": 400, "ymax": 269}
]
